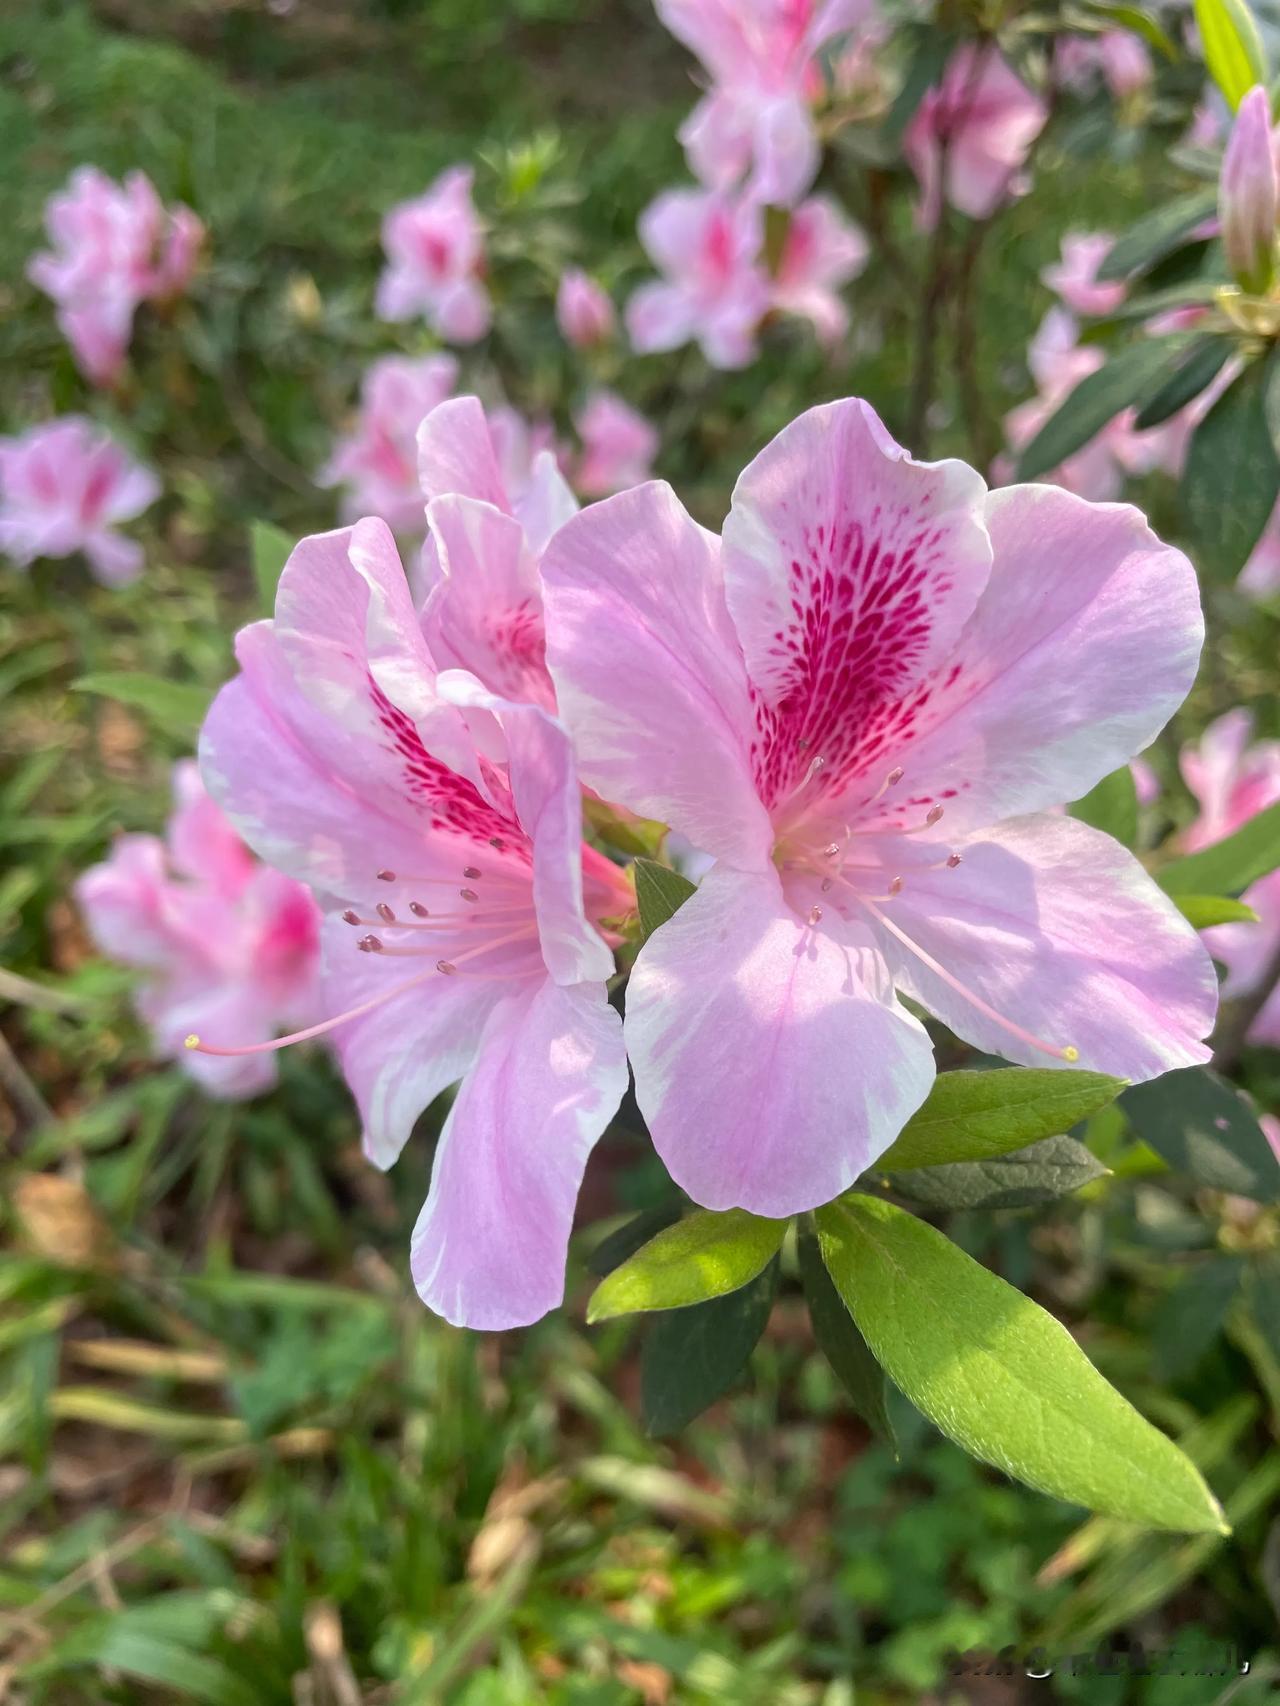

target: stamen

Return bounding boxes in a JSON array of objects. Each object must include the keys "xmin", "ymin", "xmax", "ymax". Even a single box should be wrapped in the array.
[
  {"xmin": 925, "ymin": 804, "xmax": 944, "ymax": 827},
  {"xmin": 357, "ymin": 935, "xmax": 384, "ymax": 953},
  {"xmin": 409, "ymin": 901, "xmax": 429, "ymax": 917},
  {"xmin": 462, "ymin": 866, "xmax": 481, "ymax": 880},
  {"xmin": 808, "ymin": 905, "xmax": 823, "ymax": 925},
  {"xmin": 947, "ymin": 853, "xmax": 962, "ymax": 868},
  {"xmin": 185, "ymin": 963, "xmax": 444, "ymax": 1057},
  {"xmin": 860, "ymin": 898, "xmax": 1079, "ymax": 1063},
  {"xmin": 377, "ymin": 869, "xmax": 396, "ymax": 882},
  {"xmin": 459, "ymin": 888, "xmax": 479, "ymax": 903},
  {"xmin": 437, "ymin": 959, "xmax": 456, "ymax": 975},
  {"xmin": 342, "ymin": 909, "xmax": 360, "ymax": 925},
  {"xmin": 376, "ymin": 902, "xmax": 396, "ymax": 923}
]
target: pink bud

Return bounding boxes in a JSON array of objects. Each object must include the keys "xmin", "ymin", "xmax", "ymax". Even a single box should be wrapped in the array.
[
  {"xmin": 1220, "ymin": 85, "xmax": 1278, "ymax": 295},
  {"xmin": 555, "ymin": 268, "xmax": 615, "ymax": 348}
]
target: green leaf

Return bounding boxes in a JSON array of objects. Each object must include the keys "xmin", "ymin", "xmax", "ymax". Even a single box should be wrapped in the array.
[
  {"xmin": 815, "ymin": 1195, "xmax": 1228, "ymax": 1533},
  {"xmin": 639, "ymin": 1258, "xmax": 779, "ymax": 1435},
  {"xmin": 1262, "ymin": 343, "xmax": 1280, "ymax": 460},
  {"xmin": 1157, "ymin": 797, "xmax": 1280, "ymax": 895},
  {"xmin": 587, "ymin": 1208, "xmax": 786, "ymax": 1322},
  {"xmin": 581, "ymin": 796, "xmax": 668, "ymax": 859},
  {"xmin": 587, "ymin": 1203, "xmax": 683, "ymax": 1278},
  {"xmin": 1244, "ymin": 1251, "xmax": 1280, "ymax": 1367},
  {"xmin": 1015, "ymin": 338, "xmax": 1191, "ymax": 481},
  {"xmin": 1068, "ymin": 766, "xmax": 1138, "ymax": 848},
  {"xmin": 633, "ymin": 858, "xmax": 697, "ymax": 942},
  {"xmin": 890, "ymin": 1134, "xmax": 1108, "ymax": 1211},
  {"xmin": 27, "ymin": 1621, "xmax": 259, "ymax": 1706},
  {"xmin": 1173, "ymin": 893, "xmax": 1260, "ymax": 927},
  {"xmin": 1132, "ymin": 336, "xmax": 1232, "ymax": 430},
  {"xmin": 1095, "ymin": 189, "xmax": 1219, "ymax": 281},
  {"xmin": 1078, "ymin": 2, "xmax": 1179, "ymax": 57},
  {"xmin": 1184, "ymin": 358, "xmax": 1280, "ymax": 580},
  {"xmin": 883, "ymin": 25, "xmax": 956, "ymax": 144},
  {"xmin": 1122, "ymin": 1068, "xmax": 1280, "ymax": 1201},
  {"xmin": 1152, "ymin": 1257, "xmax": 1242, "ymax": 1379},
  {"xmin": 798, "ymin": 1223, "xmax": 895, "ymax": 1446},
  {"xmin": 1195, "ymin": 0, "xmax": 1269, "ymax": 108},
  {"xmin": 878, "ymin": 1068, "xmax": 1126, "ymax": 1171},
  {"xmin": 73, "ymin": 672, "xmax": 210, "ymax": 736},
  {"xmin": 249, "ymin": 519, "xmax": 292, "ymax": 613}
]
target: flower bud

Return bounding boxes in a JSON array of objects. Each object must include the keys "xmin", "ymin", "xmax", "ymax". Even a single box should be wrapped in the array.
[
  {"xmin": 556, "ymin": 268, "xmax": 615, "ymax": 348},
  {"xmin": 1220, "ymin": 84, "xmax": 1279, "ymax": 295}
]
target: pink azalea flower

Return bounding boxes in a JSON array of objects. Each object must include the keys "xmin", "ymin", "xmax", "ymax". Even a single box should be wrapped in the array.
[
  {"xmin": 375, "ymin": 165, "xmax": 492, "ymax": 344},
  {"xmin": 626, "ymin": 187, "xmax": 771, "ymax": 368},
  {"xmin": 0, "ymin": 416, "xmax": 159, "ymax": 586},
  {"xmin": 1057, "ymin": 31, "xmax": 1153, "ymax": 100},
  {"xmin": 1042, "ymin": 232, "xmax": 1126, "ymax": 317},
  {"xmin": 1181, "ymin": 710, "xmax": 1280, "ymax": 1046},
  {"xmin": 656, "ymin": 0, "xmax": 868, "ymax": 206},
  {"xmin": 542, "ymin": 398, "xmax": 1215, "ymax": 1217},
  {"xmin": 1262, "ymin": 1113, "xmax": 1280, "ymax": 1162},
  {"xmin": 417, "ymin": 395, "xmax": 578, "ymax": 709},
  {"xmin": 1219, "ymin": 85, "xmax": 1279, "ymax": 295},
  {"xmin": 556, "ymin": 268, "xmax": 616, "ymax": 348},
  {"xmin": 197, "ymin": 519, "xmax": 630, "ymax": 1327},
  {"xmin": 770, "ymin": 195, "xmax": 868, "ymax": 344},
  {"xmin": 76, "ymin": 761, "xmax": 322, "ymax": 1099},
  {"xmin": 1240, "ymin": 501, "xmax": 1280, "ymax": 599},
  {"xmin": 28, "ymin": 167, "xmax": 204, "ymax": 386},
  {"xmin": 319, "ymin": 354, "xmax": 458, "ymax": 536},
  {"xmin": 573, "ymin": 391, "xmax": 659, "ymax": 496},
  {"xmin": 904, "ymin": 44, "xmax": 1048, "ymax": 230}
]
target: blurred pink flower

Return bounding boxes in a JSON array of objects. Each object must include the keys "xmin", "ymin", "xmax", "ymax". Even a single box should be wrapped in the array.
[
  {"xmin": 320, "ymin": 354, "xmax": 458, "ymax": 535},
  {"xmin": 76, "ymin": 761, "xmax": 322, "ymax": 1099},
  {"xmin": 0, "ymin": 416, "xmax": 159, "ymax": 586},
  {"xmin": 626, "ymin": 187, "xmax": 771, "ymax": 368},
  {"xmin": 1042, "ymin": 232, "xmax": 1126, "ymax": 317},
  {"xmin": 1057, "ymin": 31, "xmax": 1153, "ymax": 100},
  {"xmin": 543, "ymin": 398, "xmax": 1213, "ymax": 1216},
  {"xmin": 28, "ymin": 167, "xmax": 204, "ymax": 386},
  {"xmin": 573, "ymin": 391, "xmax": 658, "ymax": 496},
  {"xmin": 1219, "ymin": 85, "xmax": 1279, "ymax": 294},
  {"xmin": 657, "ymin": 0, "xmax": 869, "ymax": 206},
  {"xmin": 376, "ymin": 165, "xmax": 491, "ymax": 343},
  {"xmin": 905, "ymin": 44, "xmax": 1047, "ymax": 229},
  {"xmin": 1181, "ymin": 710, "xmax": 1280, "ymax": 1046},
  {"xmin": 771, "ymin": 195, "xmax": 868, "ymax": 343},
  {"xmin": 556, "ymin": 268, "xmax": 615, "ymax": 348},
  {"xmin": 198, "ymin": 521, "xmax": 629, "ymax": 1326},
  {"xmin": 1240, "ymin": 502, "xmax": 1280, "ymax": 599},
  {"xmin": 1131, "ymin": 755, "xmax": 1161, "ymax": 808},
  {"xmin": 1262, "ymin": 1113, "xmax": 1280, "ymax": 1161}
]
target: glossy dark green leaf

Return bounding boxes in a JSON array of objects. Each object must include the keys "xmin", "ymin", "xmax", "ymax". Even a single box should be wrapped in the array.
[
  {"xmin": 1068, "ymin": 766, "xmax": 1138, "ymax": 848},
  {"xmin": 890, "ymin": 1134, "xmax": 1107, "ymax": 1211},
  {"xmin": 1132, "ymin": 337, "xmax": 1232, "ymax": 430},
  {"xmin": 1184, "ymin": 359, "xmax": 1280, "ymax": 580},
  {"xmin": 1263, "ymin": 345, "xmax": 1280, "ymax": 461},
  {"xmin": 1153, "ymin": 1257, "xmax": 1242, "ymax": 1380},
  {"xmin": 1079, "ymin": 1, "xmax": 1178, "ymax": 56},
  {"xmin": 587, "ymin": 1203, "xmax": 683, "ymax": 1278},
  {"xmin": 1016, "ymin": 338, "xmax": 1191, "ymax": 481},
  {"xmin": 1095, "ymin": 189, "xmax": 1219, "ymax": 281},
  {"xmin": 639, "ymin": 1257, "xmax": 779, "ymax": 1436},
  {"xmin": 1158, "ymin": 798, "xmax": 1280, "ymax": 895},
  {"xmin": 633, "ymin": 858, "xmax": 697, "ymax": 942},
  {"xmin": 73, "ymin": 672, "xmax": 210, "ymax": 736},
  {"xmin": 249, "ymin": 520, "xmax": 292, "ymax": 613},
  {"xmin": 798, "ymin": 1224, "xmax": 895, "ymax": 1446},
  {"xmin": 878, "ymin": 1068, "xmax": 1125, "ymax": 1171},
  {"xmin": 1122, "ymin": 1068, "xmax": 1280, "ymax": 1201},
  {"xmin": 815, "ymin": 1196, "xmax": 1227, "ymax": 1533}
]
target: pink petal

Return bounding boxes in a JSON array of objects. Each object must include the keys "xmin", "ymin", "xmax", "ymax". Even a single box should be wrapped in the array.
[
  {"xmin": 866, "ymin": 813, "xmax": 1216, "ymax": 1080},
  {"xmin": 721, "ymin": 398, "xmax": 991, "ymax": 811},
  {"xmin": 541, "ymin": 481, "xmax": 772, "ymax": 867},
  {"xmin": 410, "ymin": 978, "xmax": 627, "ymax": 1329},
  {"xmin": 418, "ymin": 396, "xmax": 511, "ymax": 511},
  {"xmin": 626, "ymin": 864, "xmax": 935, "ymax": 1216},
  {"xmin": 852, "ymin": 483, "xmax": 1204, "ymax": 833}
]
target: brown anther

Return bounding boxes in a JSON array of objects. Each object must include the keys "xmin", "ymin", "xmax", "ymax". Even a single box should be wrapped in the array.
[
  {"xmin": 946, "ymin": 853, "xmax": 962, "ymax": 868},
  {"xmin": 462, "ymin": 866, "xmax": 481, "ymax": 880},
  {"xmin": 376, "ymin": 869, "xmax": 396, "ymax": 882},
  {"xmin": 459, "ymin": 888, "xmax": 479, "ymax": 903},
  {"xmin": 808, "ymin": 905, "xmax": 823, "ymax": 925},
  {"xmin": 409, "ymin": 900, "xmax": 429, "ymax": 917},
  {"xmin": 488, "ymin": 837, "xmax": 505, "ymax": 851},
  {"xmin": 436, "ymin": 959, "xmax": 457, "ymax": 976},
  {"xmin": 887, "ymin": 876, "xmax": 904, "ymax": 896},
  {"xmin": 357, "ymin": 935, "xmax": 384, "ymax": 953},
  {"xmin": 342, "ymin": 909, "xmax": 360, "ymax": 925},
  {"xmin": 926, "ymin": 804, "xmax": 945, "ymax": 826},
  {"xmin": 376, "ymin": 902, "xmax": 395, "ymax": 923}
]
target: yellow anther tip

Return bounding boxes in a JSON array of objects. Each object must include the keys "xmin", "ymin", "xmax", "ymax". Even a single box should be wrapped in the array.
[
  {"xmin": 1062, "ymin": 1045, "xmax": 1079, "ymax": 1063},
  {"xmin": 184, "ymin": 1034, "xmax": 200, "ymax": 1050}
]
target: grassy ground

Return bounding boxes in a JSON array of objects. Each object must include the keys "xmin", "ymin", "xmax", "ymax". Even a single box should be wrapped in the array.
[{"xmin": 2, "ymin": 3, "xmax": 1280, "ymax": 1701}]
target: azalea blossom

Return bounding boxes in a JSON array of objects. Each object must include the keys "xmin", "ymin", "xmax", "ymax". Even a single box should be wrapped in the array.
[
  {"xmin": 1181, "ymin": 711, "xmax": 1280, "ymax": 1047},
  {"xmin": 556, "ymin": 268, "xmax": 616, "ymax": 348},
  {"xmin": 0, "ymin": 416, "xmax": 160, "ymax": 586},
  {"xmin": 1219, "ymin": 85, "xmax": 1278, "ymax": 296},
  {"xmin": 76, "ymin": 761, "xmax": 322, "ymax": 1099},
  {"xmin": 904, "ymin": 44, "xmax": 1048, "ymax": 230},
  {"xmin": 542, "ymin": 398, "xmax": 1215, "ymax": 1217},
  {"xmin": 320, "ymin": 353, "xmax": 458, "ymax": 535},
  {"xmin": 28, "ymin": 167, "xmax": 203, "ymax": 386},
  {"xmin": 1041, "ymin": 232, "xmax": 1126, "ymax": 317},
  {"xmin": 573, "ymin": 391, "xmax": 659, "ymax": 496},
  {"xmin": 656, "ymin": 0, "xmax": 868, "ymax": 206},
  {"xmin": 1240, "ymin": 501, "xmax": 1280, "ymax": 599},
  {"xmin": 198, "ymin": 517, "xmax": 629, "ymax": 1327},
  {"xmin": 375, "ymin": 165, "xmax": 491, "ymax": 344},
  {"xmin": 770, "ymin": 195, "xmax": 868, "ymax": 344},
  {"xmin": 626, "ymin": 187, "xmax": 771, "ymax": 369},
  {"xmin": 1057, "ymin": 30, "xmax": 1153, "ymax": 100}
]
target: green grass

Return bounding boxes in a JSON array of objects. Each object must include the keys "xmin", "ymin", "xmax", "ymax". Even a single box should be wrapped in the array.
[{"xmin": 2, "ymin": 3, "xmax": 1280, "ymax": 1700}]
